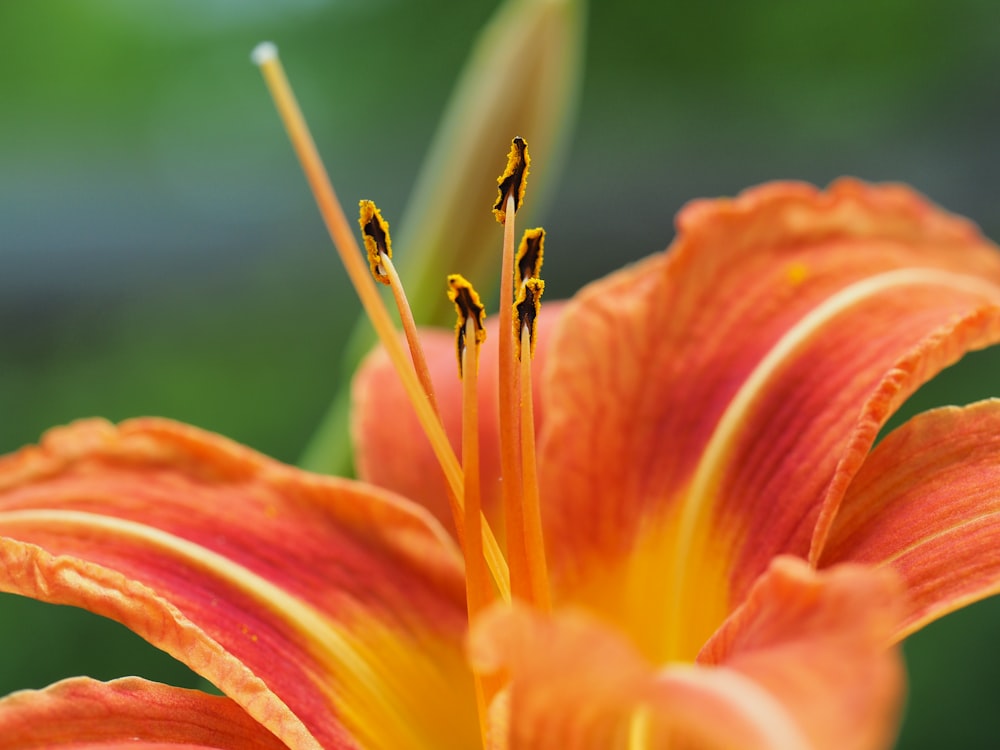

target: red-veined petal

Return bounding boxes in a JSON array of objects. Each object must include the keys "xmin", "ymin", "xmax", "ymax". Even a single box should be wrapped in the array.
[
  {"xmin": 0, "ymin": 419, "xmax": 477, "ymax": 750},
  {"xmin": 0, "ymin": 677, "xmax": 287, "ymax": 749},
  {"xmin": 353, "ymin": 328, "xmax": 461, "ymax": 533},
  {"xmin": 537, "ymin": 180, "xmax": 1000, "ymax": 661},
  {"xmin": 820, "ymin": 399, "xmax": 1000, "ymax": 640}
]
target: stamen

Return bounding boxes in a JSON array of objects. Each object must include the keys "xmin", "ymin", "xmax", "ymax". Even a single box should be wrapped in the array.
[
  {"xmin": 514, "ymin": 228, "xmax": 545, "ymax": 286},
  {"xmin": 516, "ymin": 279, "xmax": 551, "ymax": 611},
  {"xmin": 496, "ymin": 176, "xmax": 531, "ymax": 599},
  {"xmin": 360, "ymin": 200, "xmax": 438, "ymax": 411},
  {"xmin": 447, "ymin": 275, "xmax": 488, "ymax": 377},
  {"xmin": 493, "ymin": 138, "xmax": 550, "ymax": 607},
  {"xmin": 253, "ymin": 43, "xmax": 511, "ymax": 599},
  {"xmin": 514, "ymin": 278, "xmax": 544, "ymax": 361},
  {"xmin": 359, "ymin": 199, "xmax": 392, "ymax": 284},
  {"xmin": 448, "ymin": 278, "xmax": 492, "ymax": 612},
  {"xmin": 492, "ymin": 136, "xmax": 529, "ymax": 224},
  {"xmin": 449, "ymin": 278, "xmax": 493, "ymax": 748}
]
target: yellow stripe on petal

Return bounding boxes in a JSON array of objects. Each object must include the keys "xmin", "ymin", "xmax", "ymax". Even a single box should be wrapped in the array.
[
  {"xmin": 0, "ymin": 509, "xmax": 478, "ymax": 750},
  {"xmin": 664, "ymin": 267, "xmax": 1000, "ymax": 656},
  {"xmin": 684, "ymin": 269, "xmax": 1000, "ymax": 505},
  {"xmin": 334, "ymin": 611, "xmax": 480, "ymax": 749}
]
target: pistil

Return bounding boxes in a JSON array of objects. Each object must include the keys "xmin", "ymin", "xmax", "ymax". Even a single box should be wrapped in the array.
[{"xmin": 253, "ymin": 42, "xmax": 511, "ymax": 600}]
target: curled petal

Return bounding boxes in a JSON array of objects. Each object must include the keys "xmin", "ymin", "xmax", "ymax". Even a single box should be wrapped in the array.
[
  {"xmin": 537, "ymin": 180, "xmax": 1000, "ymax": 661},
  {"xmin": 700, "ymin": 557, "xmax": 904, "ymax": 750},
  {"xmin": 820, "ymin": 400, "xmax": 1000, "ymax": 640},
  {"xmin": 0, "ymin": 419, "xmax": 476, "ymax": 750},
  {"xmin": 0, "ymin": 677, "xmax": 287, "ymax": 749},
  {"xmin": 469, "ymin": 603, "xmax": 806, "ymax": 749},
  {"xmin": 470, "ymin": 558, "xmax": 903, "ymax": 750}
]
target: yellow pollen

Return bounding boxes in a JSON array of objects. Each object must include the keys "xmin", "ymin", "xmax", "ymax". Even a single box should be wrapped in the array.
[
  {"xmin": 447, "ymin": 275, "xmax": 487, "ymax": 378},
  {"xmin": 359, "ymin": 199, "xmax": 393, "ymax": 285},
  {"xmin": 514, "ymin": 228, "xmax": 545, "ymax": 285},
  {"xmin": 492, "ymin": 136, "xmax": 529, "ymax": 224},
  {"xmin": 359, "ymin": 201, "xmax": 439, "ymax": 411},
  {"xmin": 786, "ymin": 260, "xmax": 809, "ymax": 285},
  {"xmin": 513, "ymin": 278, "xmax": 544, "ymax": 361}
]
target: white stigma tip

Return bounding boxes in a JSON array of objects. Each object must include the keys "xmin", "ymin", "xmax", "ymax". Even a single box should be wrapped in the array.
[{"xmin": 251, "ymin": 42, "xmax": 278, "ymax": 66}]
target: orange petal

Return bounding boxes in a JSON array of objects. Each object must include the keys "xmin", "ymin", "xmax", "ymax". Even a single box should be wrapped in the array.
[
  {"xmin": 0, "ymin": 418, "xmax": 478, "ymax": 750},
  {"xmin": 352, "ymin": 303, "xmax": 565, "ymax": 541},
  {"xmin": 820, "ymin": 399, "xmax": 1000, "ymax": 640},
  {"xmin": 537, "ymin": 180, "xmax": 1000, "ymax": 661},
  {"xmin": 469, "ymin": 558, "xmax": 903, "ymax": 750},
  {"xmin": 700, "ymin": 557, "xmax": 905, "ymax": 750},
  {"xmin": 0, "ymin": 677, "xmax": 287, "ymax": 749},
  {"xmin": 469, "ymin": 604, "xmax": 807, "ymax": 750}
]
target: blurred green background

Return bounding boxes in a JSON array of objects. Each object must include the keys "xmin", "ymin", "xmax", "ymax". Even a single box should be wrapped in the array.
[{"xmin": 2, "ymin": 0, "xmax": 999, "ymax": 746}]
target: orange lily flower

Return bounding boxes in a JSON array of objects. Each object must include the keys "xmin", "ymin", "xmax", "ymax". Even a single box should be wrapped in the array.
[
  {"xmin": 4, "ymin": 190, "xmax": 998, "ymax": 750},
  {"xmin": 3, "ymin": 52, "xmax": 1000, "ymax": 750}
]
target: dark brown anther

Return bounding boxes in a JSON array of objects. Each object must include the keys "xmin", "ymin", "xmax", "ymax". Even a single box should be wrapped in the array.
[{"xmin": 492, "ymin": 136, "xmax": 530, "ymax": 224}]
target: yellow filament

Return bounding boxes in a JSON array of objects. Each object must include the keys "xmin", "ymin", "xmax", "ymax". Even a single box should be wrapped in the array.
[
  {"xmin": 519, "ymin": 321, "xmax": 551, "ymax": 611},
  {"xmin": 254, "ymin": 45, "xmax": 510, "ymax": 600}
]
